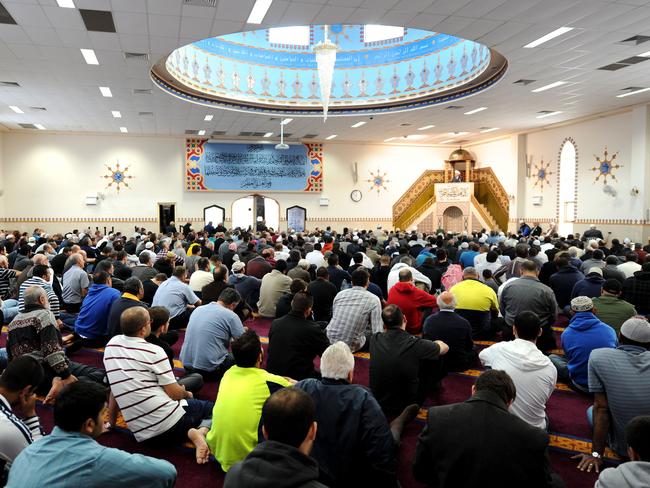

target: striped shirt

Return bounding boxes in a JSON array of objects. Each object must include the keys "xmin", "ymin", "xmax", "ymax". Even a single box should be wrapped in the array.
[
  {"xmin": 103, "ymin": 335, "xmax": 186, "ymax": 442},
  {"xmin": 0, "ymin": 393, "xmax": 43, "ymax": 483},
  {"xmin": 18, "ymin": 277, "xmax": 60, "ymax": 319},
  {"xmin": 326, "ymin": 286, "xmax": 382, "ymax": 352},
  {"xmin": 588, "ymin": 345, "xmax": 650, "ymax": 456},
  {"xmin": 0, "ymin": 268, "xmax": 17, "ymax": 300}
]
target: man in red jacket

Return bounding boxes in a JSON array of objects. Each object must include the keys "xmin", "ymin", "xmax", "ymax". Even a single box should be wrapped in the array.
[{"xmin": 387, "ymin": 268, "xmax": 438, "ymax": 334}]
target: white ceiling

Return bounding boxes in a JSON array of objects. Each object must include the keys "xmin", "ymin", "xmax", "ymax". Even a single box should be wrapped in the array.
[{"xmin": 2, "ymin": 0, "xmax": 650, "ymax": 145}]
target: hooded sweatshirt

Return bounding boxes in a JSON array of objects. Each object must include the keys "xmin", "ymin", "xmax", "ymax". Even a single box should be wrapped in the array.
[
  {"xmin": 595, "ymin": 461, "xmax": 650, "ymax": 488},
  {"xmin": 224, "ymin": 440, "xmax": 326, "ymax": 488},
  {"xmin": 561, "ymin": 312, "xmax": 617, "ymax": 387},
  {"xmin": 479, "ymin": 338, "xmax": 557, "ymax": 429},
  {"xmin": 386, "ymin": 281, "xmax": 438, "ymax": 334}
]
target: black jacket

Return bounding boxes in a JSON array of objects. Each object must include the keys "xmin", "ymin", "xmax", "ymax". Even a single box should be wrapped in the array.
[
  {"xmin": 267, "ymin": 311, "xmax": 329, "ymax": 380},
  {"xmin": 296, "ymin": 378, "xmax": 398, "ymax": 488},
  {"xmin": 548, "ymin": 265, "xmax": 583, "ymax": 309},
  {"xmin": 307, "ymin": 278, "xmax": 337, "ymax": 322},
  {"xmin": 224, "ymin": 441, "xmax": 326, "ymax": 488},
  {"xmin": 413, "ymin": 390, "xmax": 555, "ymax": 488},
  {"xmin": 422, "ymin": 311, "xmax": 475, "ymax": 372}
]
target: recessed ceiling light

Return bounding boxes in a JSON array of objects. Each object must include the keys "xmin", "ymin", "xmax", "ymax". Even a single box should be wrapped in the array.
[
  {"xmin": 448, "ymin": 131, "xmax": 469, "ymax": 136},
  {"xmin": 204, "ymin": 114, "xmax": 213, "ymax": 121},
  {"xmin": 536, "ymin": 111, "xmax": 563, "ymax": 119},
  {"xmin": 281, "ymin": 118, "xmax": 293, "ymax": 125},
  {"xmin": 384, "ymin": 137, "xmax": 396, "ymax": 142},
  {"xmin": 531, "ymin": 81, "xmax": 568, "ymax": 93},
  {"xmin": 351, "ymin": 121, "xmax": 366, "ymax": 128},
  {"xmin": 263, "ymin": 132, "xmax": 273, "ymax": 137},
  {"xmin": 524, "ymin": 26, "xmax": 574, "ymax": 48},
  {"xmin": 405, "ymin": 134, "xmax": 428, "ymax": 140},
  {"xmin": 480, "ymin": 127, "xmax": 500, "ymax": 133},
  {"xmin": 464, "ymin": 107, "xmax": 487, "ymax": 115},
  {"xmin": 111, "ymin": 110, "xmax": 121, "ymax": 118},
  {"xmin": 56, "ymin": 0, "xmax": 75, "ymax": 7},
  {"xmin": 80, "ymin": 48, "xmax": 99, "ymax": 65},
  {"xmin": 119, "ymin": 127, "xmax": 128, "ymax": 133},
  {"xmin": 325, "ymin": 134, "xmax": 337, "ymax": 140},
  {"xmin": 34, "ymin": 124, "xmax": 46, "ymax": 130},
  {"xmin": 439, "ymin": 139, "xmax": 455, "ymax": 144},
  {"xmin": 99, "ymin": 86, "xmax": 112, "ymax": 97},
  {"xmin": 616, "ymin": 87, "xmax": 650, "ymax": 98},
  {"xmin": 639, "ymin": 51, "xmax": 650, "ymax": 57},
  {"xmin": 247, "ymin": 0, "xmax": 272, "ymax": 24},
  {"xmin": 198, "ymin": 130, "xmax": 206, "ymax": 136},
  {"xmin": 9, "ymin": 105, "xmax": 23, "ymax": 113},
  {"xmin": 417, "ymin": 125, "xmax": 435, "ymax": 130}
]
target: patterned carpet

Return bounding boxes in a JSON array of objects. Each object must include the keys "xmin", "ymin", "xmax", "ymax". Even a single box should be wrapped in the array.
[{"xmin": 1, "ymin": 317, "xmax": 612, "ymax": 487}]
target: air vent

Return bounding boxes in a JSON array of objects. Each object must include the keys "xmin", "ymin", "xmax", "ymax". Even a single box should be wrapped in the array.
[
  {"xmin": 303, "ymin": 134, "xmax": 318, "ymax": 139},
  {"xmin": 0, "ymin": 2, "xmax": 17, "ymax": 25},
  {"xmin": 621, "ymin": 86, "xmax": 645, "ymax": 92},
  {"xmin": 18, "ymin": 123, "xmax": 38, "ymax": 129},
  {"xmin": 268, "ymin": 117, "xmax": 280, "ymax": 121},
  {"xmin": 183, "ymin": 0, "xmax": 218, "ymax": 6},
  {"xmin": 185, "ymin": 129, "xmax": 199, "ymax": 135},
  {"xmin": 617, "ymin": 35, "xmax": 650, "ymax": 46},
  {"xmin": 445, "ymin": 105, "xmax": 464, "ymax": 110},
  {"xmin": 138, "ymin": 111, "xmax": 154, "ymax": 117},
  {"xmin": 250, "ymin": 132, "xmax": 266, "ymax": 137},
  {"xmin": 399, "ymin": 123, "xmax": 412, "ymax": 127},
  {"xmin": 513, "ymin": 79, "xmax": 536, "ymax": 86},
  {"xmin": 283, "ymin": 133, "xmax": 293, "ymax": 138},
  {"xmin": 29, "ymin": 107, "xmax": 47, "ymax": 111},
  {"xmin": 239, "ymin": 131, "xmax": 253, "ymax": 137},
  {"xmin": 618, "ymin": 56, "xmax": 649, "ymax": 65},
  {"xmin": 133, "ymin": 88, "xmax": 152, "ymax": 95},
  {"xmin": 537, "ymin": 110, "xmax": 554, "ymax": 115},
  {"xmin": 79, "ymin": 9, "xmax": 116, "ymax": 33},
  {"xmin": 598, "ymin": 63, "xmax": 628, "ymax": 71},
  {"xmin": 124, "ymin": 52, "xmax": 150, "ymax": 61},
  {"xmin": 211, "ymin": 130, "xmax": 226, "ymax": 136},
  {"xmin": 0, "ymin": 81, "xmax": 19, "ymax": 87}
]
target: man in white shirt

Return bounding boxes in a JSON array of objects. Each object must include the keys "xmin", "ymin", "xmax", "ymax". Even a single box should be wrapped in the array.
[
  {"xmin": 478, "ymin": 311, "xmax": 557, "ymax": 430},
  {"xmin": 0, "ymin": 356, "xmax": 44, "ymax": 484},
  {"xmin": 104, "ymin": 307, "xmax": 213, "ymax": 463},
  {"xmin": 305, "ymin": 243, "xmax": 326, "ymax": 268},
  {"xmin": 618, "ymin": 253, "xmax": 642, "ymax": 279},
  {"xmin": 189, "ymin": 257, "xmax": 214, "ymax": 292}
]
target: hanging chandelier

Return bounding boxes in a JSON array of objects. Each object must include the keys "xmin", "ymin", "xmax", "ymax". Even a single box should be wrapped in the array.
[{"xmin": 313, "ymin": 25, "xmax": 338, "ymax": 121}]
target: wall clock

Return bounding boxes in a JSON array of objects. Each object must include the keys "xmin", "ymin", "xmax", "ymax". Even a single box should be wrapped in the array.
[{"xmin": 350, "ymin": 189, "xmax": 363, "ymax": 202}]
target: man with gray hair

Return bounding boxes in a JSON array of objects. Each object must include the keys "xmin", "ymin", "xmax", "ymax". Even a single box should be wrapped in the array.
[
  {"xmin": 7, "ymin": 286, "xmax": 106, "ymax": 404},
  {"xmin": 296, "ymin": 341, "xmax": 418, "ymax": 487},
  {"xmin": 61, "ymin": 253, "xmax": 89, "ymax": 313},
  {"xmin": 423, "ymin": 291, "xmax": 476, "ymax": 374}
]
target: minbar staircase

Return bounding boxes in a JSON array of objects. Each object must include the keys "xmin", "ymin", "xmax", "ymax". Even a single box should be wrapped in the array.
[{"xmin": 393, "ymin": 167, "xmax": 509, "ymax": 232}]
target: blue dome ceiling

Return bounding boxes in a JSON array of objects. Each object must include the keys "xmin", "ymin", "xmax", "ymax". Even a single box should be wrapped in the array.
[{"xmin": 151, "ymin": 25, "xmax": 507, "ymax": 117}]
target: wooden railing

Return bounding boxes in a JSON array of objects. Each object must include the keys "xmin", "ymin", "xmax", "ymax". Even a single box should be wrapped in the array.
[
  {"xmin": 472, "ymin": 167, "xmax": 509, "ymax": 231},
  {"xmin": 471, "ymin": 195, "xmax": 496, "ymax": 229}
]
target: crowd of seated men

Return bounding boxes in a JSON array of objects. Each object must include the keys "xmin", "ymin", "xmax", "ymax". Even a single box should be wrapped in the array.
[{"xmin": 0, "ymin": 221, "xmax": 649, "ymax": 487}]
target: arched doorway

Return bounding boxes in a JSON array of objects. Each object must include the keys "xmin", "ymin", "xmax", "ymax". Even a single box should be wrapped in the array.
[
  {"xmin": 443, "ymin": 206, "xmax": 463, "ymax": 234},
  {"xmin": 231, "ymin": 195, "xmax": 280, "ymax": 231},
  {"xmin": 558, "ymin": 139, "xmax": 577, "ymax": 236},
  {"xmin": 203, "ymin": 205, "xmax": 225, "ymax": 229}
]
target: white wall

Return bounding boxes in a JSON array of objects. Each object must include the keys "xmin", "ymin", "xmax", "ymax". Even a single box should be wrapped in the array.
[{"xmin": 0, "ymin": 133, "xmax": 4, "ymax": 221}]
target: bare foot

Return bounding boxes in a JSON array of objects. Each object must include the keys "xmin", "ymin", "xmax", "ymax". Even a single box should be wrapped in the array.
[
  {"xmin": 188, "ymin": 428, "xmax": 210, "ymax": 464},
  {"xmin": 44, "ymin": 377, "xmax": 64, "ymax": 405}
]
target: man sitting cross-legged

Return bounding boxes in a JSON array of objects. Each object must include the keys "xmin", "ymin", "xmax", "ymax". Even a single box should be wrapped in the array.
[
  {"xmin": 103, "ymin": 307, "xmax": 213, "ymax": 463},
  {"xmin": 370, "ymin": 304, "xmax": 448, "ymax": 415},
  {"xmin": 413, "ymin": 369, "xmax": 564, "ymax": 488},
  {"xmin": 6, "ymin": 380, "xmax": 177, "ymax": 488},
  {"xmin": 224, "ymin": 387, "xmax": 326, "ymax": 488},
  {"xmin": 206, "ymin": 330, "xmax": 292, "ymax": 472},
  {"xmin": 296, "ymin": 341, "xmax": 419, "ymax": 488},
  {"xmin": 7, "ymin": 286, "xmax": 106, "ymax": 404}
]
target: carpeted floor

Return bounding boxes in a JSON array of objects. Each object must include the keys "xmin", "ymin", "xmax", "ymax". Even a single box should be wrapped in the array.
[{"xmin": 1, "ymin": 317, "xmax": 610, "ymax": 487}]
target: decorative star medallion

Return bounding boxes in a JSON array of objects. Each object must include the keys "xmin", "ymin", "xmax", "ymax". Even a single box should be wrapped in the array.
[
  {"xmin": 102, "ymin": 162, "xmax": 133, "ymax": 193},
  {"xmin": 367, "ymin": 169, "xmax": 390, "ymax": 194},
  {"xmin": 531, "ymin": 158, "xmax": 554, "ymax": 189},
  {"xmin": 592, "ymin": 147, "xmax": 621, "ymax": 184}
]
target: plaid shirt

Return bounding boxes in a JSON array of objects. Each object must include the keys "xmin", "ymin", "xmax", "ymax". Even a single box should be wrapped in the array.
[
  {"xmin": 621, "ymin": 271, "xmax": 650, "ymax": 314},
  {"xmin": 326, "ymin": 286, "xmax": 382, "ymax": 352}
]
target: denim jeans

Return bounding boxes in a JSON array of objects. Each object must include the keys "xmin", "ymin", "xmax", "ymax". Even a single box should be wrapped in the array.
[
  {"xmin": 0, "ymin": 348, "xmax": 8, "ymax": 371},
  {"xmin": 1, "ymin": 299, "xmax": 19, "ymax": 324},
  {"xmin": 549, "ymin": 354, "xmax": 590, "ymax": 393}
]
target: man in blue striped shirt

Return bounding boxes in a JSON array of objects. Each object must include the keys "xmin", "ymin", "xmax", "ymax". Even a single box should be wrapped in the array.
[{"xmin": 0, "ymin": 356, "xmax": 44, "ymax": 486}]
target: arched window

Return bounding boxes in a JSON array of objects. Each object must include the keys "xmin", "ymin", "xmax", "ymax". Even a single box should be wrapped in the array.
[
  {"xmin": 231, "ymin": 195, "xmax": 280, "ymax": 231},
  {"xmin": 558, "ymin": 139, "xmax": 577, "ymax": 236},
  {"xmin": 203, "ymin": 205, "xmax": 225, "ymax": 229}
]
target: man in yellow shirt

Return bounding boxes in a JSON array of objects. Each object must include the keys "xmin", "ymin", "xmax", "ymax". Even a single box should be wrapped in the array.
[
  {"xmin": 450, "ymin": 267, "xmax": 499, "ymax": 339},
  {"xmin": 206, "ymin": 330, "xmax": 292, "ymax": 472}
]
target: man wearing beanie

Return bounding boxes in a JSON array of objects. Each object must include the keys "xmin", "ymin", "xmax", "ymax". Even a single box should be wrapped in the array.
[
  {"xmin": 592, "ymin": 279, "xmax": 637, "ymax": 332},
  {"xmin": 549, "ymin": 296, "xmax": 617, "ymax": 392},
  {"xmin": 575, "ymin": 317, "xmax": 650, "ymax": 473}
]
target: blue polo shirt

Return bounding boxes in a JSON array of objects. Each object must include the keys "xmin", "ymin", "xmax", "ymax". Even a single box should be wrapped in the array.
[
  {"xmin": 74, "ymin": 284, "xmax": 121, "ymax": 339},
  {"xmin": 7, "ymin": 427, "xmax": 176, "ymax": 488},
  {"xmin": 151, "ymin": 276, "xmax": 199, "ymax": 319}
]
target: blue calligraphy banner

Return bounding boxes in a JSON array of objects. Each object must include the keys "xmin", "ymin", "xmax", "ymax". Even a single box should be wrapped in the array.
[{"xmin": 185, "ymin": 140, "xmax": 323, "ymax": 192}]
